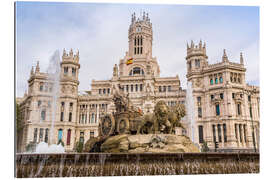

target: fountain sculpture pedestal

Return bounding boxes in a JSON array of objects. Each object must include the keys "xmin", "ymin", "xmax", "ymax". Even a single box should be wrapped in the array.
[{"xmin": 100, "ymin": 134, "xmax": 199, "ymax": 153}]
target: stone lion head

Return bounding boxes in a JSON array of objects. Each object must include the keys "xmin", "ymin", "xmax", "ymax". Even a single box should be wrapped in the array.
[{"xmin": 154, "ymin": 100, "xmax": 169, "ymax": 117}]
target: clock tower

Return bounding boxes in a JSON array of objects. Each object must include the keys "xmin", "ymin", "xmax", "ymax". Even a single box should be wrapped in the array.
[{"xmin": 128, "ymin": 12, "xmax": 153, "ymax": 59}]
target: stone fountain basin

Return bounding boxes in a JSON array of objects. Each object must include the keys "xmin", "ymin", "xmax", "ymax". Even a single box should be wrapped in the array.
[{"xmin": 16, "ymin": 152, "xmax": 259, "ymax": 177}]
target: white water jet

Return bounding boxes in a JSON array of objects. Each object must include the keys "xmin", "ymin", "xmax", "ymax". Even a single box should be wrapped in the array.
[
  {"xmin": 34, "ymin": 50, "xmax": 63, "ymax": 153},
  {"xmin": 186, "ymin": 81, "xmax": 195, "ymax": 143},
  {"xmin": 47, "ymin": 50, "xmax": 61, "ymax": 144}
]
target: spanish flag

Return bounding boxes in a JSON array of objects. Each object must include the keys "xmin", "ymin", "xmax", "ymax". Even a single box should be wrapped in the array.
[{"xmin": 126, "ymin": 58, "xmax": 133, "ymax": 65}]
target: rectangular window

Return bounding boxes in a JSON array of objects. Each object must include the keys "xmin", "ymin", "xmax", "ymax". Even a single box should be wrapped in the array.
[
  {"xmin": 107, "ymin": 88, "xmax": 110, "ymax": 94},
  {"xmin": 235, "ymin": 124, "xmax": 238, "ymax": 140},
  {"xmin": 215, "ymin": 78, "xmax": 218, "ymax": 84},
  {"xmin": 195, "ymin": 59, "xmax": 200, "ymax": 67},
  {"xmin": 239, "ymin": 124, "xmax": 242, "ymax": 142},
  {"xmin": 217, "ymin": 124, "xmax": 222, "ymax": 142},
  {"xmin": 41, "ymin": 110, "xmax": 46, "ymax": 121},
  {"xmin": 212, "ymin": 125, "xmax": 216, "ymax": 142},
  {"xmin": 126, "ymin": 85, "xmax": 129, "ymax": 92},
  {"xmin": 131, "ymin": 85, "xmax": 133, "ymax": 92},
  {"xmin": 216, "ymin": 104, "xmax": 220, "ymax": 116},
  {"xmin": 223, "ymin": 124, "xmax": 227, "ymax": 142},
  {"xmin": 220, "ymin": 93, "xmax": 223, "ymax": 100},
  {"xmin": 243, "ymin": 125, "xmax": 247, "ymax": 142},
  {"xmin": 39, "ymin": 84, "xmax": 44, "ymax": 91},
  {"xmin": 237, "ymin": 103, "xmax": 241, "ymax": 115},
  {"xmin": 135, "ymin": 84, "xmax": 138, "ymax": 91},
  {"xmin": 33, "ymin": 128, "xmax": 38, "ymax": 142},
  {"xmin": 198, "ymin": 125, "xmax": 204, "ymax": 143},
  {"xmin": 69, "ymin": 112, "xmax": 72, "ymax": 122},
  {"xmin": 134, "ymin": 47, "xmax": 136, "ymax": 54},
  {"xmin": 168, "ymin": 86, "xmax": 171, "ymax": 92},
  {"xmin": 232, "ymin": 93, "xmax": 235, "ymax": 99},
  {"xmin": 249, "ymin": 106, "xmax": 253, "ymax": 118},
  {"xmin": 39, "ymin": 128, "xmax": 44, "ymax": 142},
  {"xmin": 248, "ymin": 95, "xmax": 251, "ymax": 102},
  {"xmin": 38, "ymin": 100, "xmax": 41, "ymax": 107},
  {"xmin": 198, "ymin": 107, "xmax": 202, "ymax": 118},
  {"xmin": 60, "ymin": 111, "xmax": 64, "ymax": 121},
  {"xmin": 90, "ymin": 131, "xmax": 95, "ymax": 138},
  {"xmin": 103, "ymin": 89, "xmax": 106, "ymax": 94},
  {"xmin": 45, "ymin": 128, "xmax": 49, "ymax": 143},
  {"xmin": 219, "ymin": 77, "xmax": 223, "ymax": 83},
  {"xmin": 79, "ymin": 132, "xmax": 84, "ymax": 143},
  {"xmin": 58, "ymin": 129, "xmax": 63, "ymax": 141},
  {"xmin": 99, "ymin": 89, "xmax": 101, "ymax": 94},
  {"xmin": 210, "ymin": 79, "xmax": 213, "ymax": 85},
  {"xmin": 72, "ymin": 68, "xmax": 76, "ymax": 76},
  {"xmin": 159, "ymin": 86, "xmax": 162, "ymax": 92},
  {"xmin": 211, "ymin": 94, "xmax": 214, "ymax": 100},
  {"xmin": 67, "ymin": 129, "xmax": 71, "ymax": 145},
  {"xmin": 140, "ymin": 47, "xmax": 143, "ymax": 54},
  {"xmin": 163, "ymin": 86, "xmax": 166, "ymax": 92},
  {"xmin": 140, "ymin": 84, "xmax": 143, "ymax": 91},
  {"xmin": 64, "ymin": 67, "xmax": 68, "ymax": 75}
]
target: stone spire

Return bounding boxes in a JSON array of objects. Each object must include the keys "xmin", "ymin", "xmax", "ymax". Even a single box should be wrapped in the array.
[
  {"xmin": 199, "ymin": 39, "xmax": 202, "ymax": 49},
  {"xmin": 240, "ymin": 52, "xmax": 244, "ymax": 64},
  {"xmin": 222, "ymin": 49, "xmax": 228, "ymax": 62},
  {"xmin": 69, "ymin": 48, "xmax": 73, "ymax": 56},
  {"xmin": 63, "ymin": 48, "xmax": 67, "ymax": 56},
  {"xmin": 30, "ymin": 66, "xmax": 34, "ymax": 75},
  {"xmin": 35, "ymin": 61, "xmax": 40, "ymax": 73}
]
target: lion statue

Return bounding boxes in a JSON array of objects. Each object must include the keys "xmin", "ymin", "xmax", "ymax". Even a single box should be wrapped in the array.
[{"xmin": 137, "ymin": 101, "xmax": 186, "ymax": 134}]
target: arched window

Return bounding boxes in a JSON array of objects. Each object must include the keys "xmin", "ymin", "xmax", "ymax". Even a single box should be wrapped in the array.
[
  {"xmin": 135, "ymin": 84, "xmax": 138, "ymax": 91},
  {"xmin": 210, "ymin": 79, "xmax": 213, "ymax": 85},
  {"xmin": 141, "ymin": 36, "xmax": 143, "ymax": 45},
  {"xmin": 69, "ymin": 112, "xmax": 72, "ymax": 122},
  {"xmin": 159, "ymin": 86, "xmax": 162, "ymax": 92},
  {"xmin": 137, "ymin": 47, "xmax": 140, "ymax": 54},
  {"xmin": 219, "ymin": 77, "xmax": 223, "ymax": 83},
  {"xmin": 134, "ymin": 47, "xmax": 136, "ymax": 55},
  {"xmin": 168, "ymin": 86, "xmax": 171, "ymax": 92},
  {"xmin": 72, "ymin": 68, "xmax": 76, "ymax": 77},
  {"xmin": 140, "ymin": 47, "xmax": 143, "ymax": 54},
  {"xmin": 140, "ymin": 84, "xmax": 143, "ymax": 91},
  {"xmin": 131, "ymin": 84, "xmax": 134, "ymax": 92},
  {"xmin": 67, "ymin": 129, "xmax": 71, "ymax": 145},
  {"xmin": 126, "ymin": 85, "xmax": 129, "ymax": 92},
  {"xmin": 134, "ymin": 38, "xmax": 136, "ymax": 46},
  {"xmin": 129, "ymin": 67, "xmax": 145, "ymax": 76},
  {"xmin": 41, "ymin": 110, "xmax": 46, "ymax": 121}
]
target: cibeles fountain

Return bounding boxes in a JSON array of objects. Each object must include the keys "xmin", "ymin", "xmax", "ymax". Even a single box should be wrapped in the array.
[{"xmin": 16, "ymin": 52, "xmax": 259, "ymax": 177}]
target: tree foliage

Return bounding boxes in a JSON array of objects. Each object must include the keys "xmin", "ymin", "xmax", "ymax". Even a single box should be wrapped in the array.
[
  {"xmin": 16, "ymin": 103, "xmax": 23, "ymax": 133},
  {"xmin": 201, "ymin": 141, "xmax": 210, "ymax": 152}
]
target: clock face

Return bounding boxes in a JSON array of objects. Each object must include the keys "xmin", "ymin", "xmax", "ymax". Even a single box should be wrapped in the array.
[{"xmin": 136, "ymin": 27, "xmax": 142, "ymax": 32}]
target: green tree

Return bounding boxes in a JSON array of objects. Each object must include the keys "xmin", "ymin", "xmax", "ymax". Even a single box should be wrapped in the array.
[
  {"xmin": 201, "ymin": 141, "xmax": 210, "ymax": 152},
  {"xmin": 75, "ymin": 141, "xmax": 84, "ymax": 153},
  {"xmin": 16, "ymin": 103, "xmax": 23, "ymax": 133}
]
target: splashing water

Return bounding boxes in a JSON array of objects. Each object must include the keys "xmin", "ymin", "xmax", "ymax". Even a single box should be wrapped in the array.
[
  {"xmin": 34, "ymin": 142, "xmax": 64, "ymax": 153},
  {"xmin": 186, "ymin": 81, "xmax": 195, "ymax": 143},
  {"xmin": 35, "ymin": 50, "xmax": 63, "ymax": 153},
  {"xmin": 47, "ymin": 50, "xmax": 61, "ymax": 145}
]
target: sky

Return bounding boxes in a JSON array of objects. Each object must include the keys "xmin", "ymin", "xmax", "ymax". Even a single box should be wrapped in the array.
[{"xmin": 15, "ymin": 2, "xmax": 259, "ymax": 97}]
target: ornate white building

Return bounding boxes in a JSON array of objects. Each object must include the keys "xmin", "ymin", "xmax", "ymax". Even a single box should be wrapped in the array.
[{"xmin": 17, "ymin": 12, "xmax": 259, "ymax": 152}]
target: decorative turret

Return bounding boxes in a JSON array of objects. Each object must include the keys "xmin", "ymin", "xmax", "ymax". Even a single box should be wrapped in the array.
[
  {"xmin": 128, "ymin": 11, "xmax": 153, "ymax": 58},
  {"xmin": 62, "ymin": 48, "xmax": 80, "ymax": 63},
  {"xmin": 240, "ymin": 52, "xmax": 244, "ymax": 64},
  {"xmin": 222, "ymin": 49, "xmax": 229, "ymax": 62},
  {"xmin": 35, "ymin": 61, "xmax": 40, "ymax": 73},
  {"xmin": 186, "ymin": 40, "xmax": 208, "ymax": 79},
  {"xmin": 113, "ymin": 64, "xmax": 118, "ymax": 77}
]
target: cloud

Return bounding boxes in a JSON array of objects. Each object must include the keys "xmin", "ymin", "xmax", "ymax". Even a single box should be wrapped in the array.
[{"xmin": 16, "ymin": 2, "xmax": 259, "ymax": 96}]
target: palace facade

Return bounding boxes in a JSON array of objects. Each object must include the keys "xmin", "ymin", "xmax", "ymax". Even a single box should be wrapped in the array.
[{"xmin": 17, "ymin": 12, "xmax": 259, "ymax": 152}]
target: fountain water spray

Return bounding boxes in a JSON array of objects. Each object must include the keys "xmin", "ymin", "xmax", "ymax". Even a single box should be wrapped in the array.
[
  {"xmin": 34, "ymin": 50, "xmax": 64, "ymax": 153},
  {"xmin": 47, "ymin": 50, "xmax": 61, "ymax": 144},
  {"xmin": 186, "ymin": 81, "xmax": 195, "ymax": 143}
]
